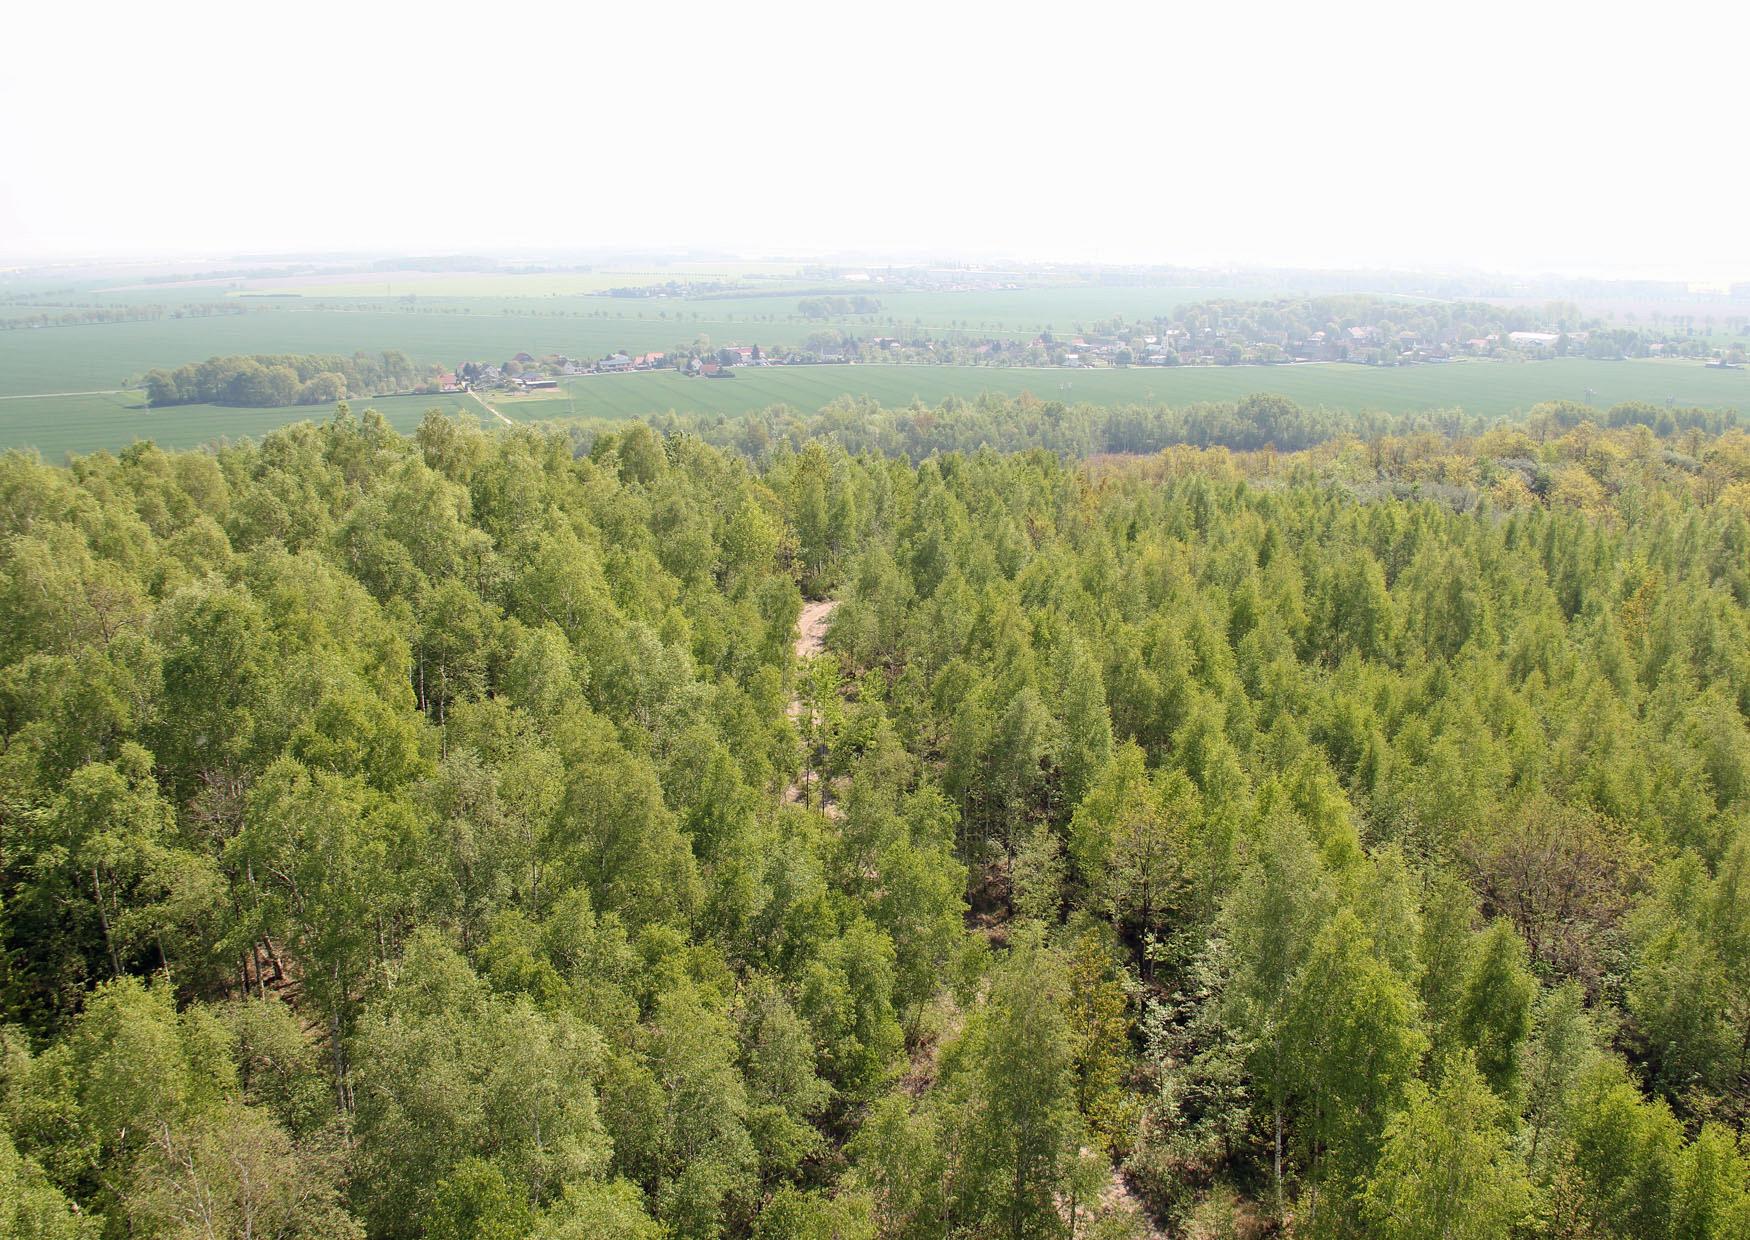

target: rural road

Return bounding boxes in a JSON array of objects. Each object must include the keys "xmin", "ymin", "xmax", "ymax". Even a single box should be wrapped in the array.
[{"xmin": 466, "ymin": 389, "xmax": 515, "ymax": 427}]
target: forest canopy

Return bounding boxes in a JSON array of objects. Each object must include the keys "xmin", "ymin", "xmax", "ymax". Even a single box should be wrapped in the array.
[{"xmin": 2, "ymin": 401, "xmax": 1750, "ymax": 1237}]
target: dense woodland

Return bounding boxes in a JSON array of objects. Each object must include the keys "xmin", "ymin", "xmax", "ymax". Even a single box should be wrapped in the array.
[
  {"xmin": 799, "ymin": 298, "xmax": 884, "ymax": 320},
  {"xmin": 142, "ymin": 353, "xmax": 434, "ymax": 409},
  {"xmin": 3, "ymin": 398, "xmax": 1750, "ymax": 1238}
]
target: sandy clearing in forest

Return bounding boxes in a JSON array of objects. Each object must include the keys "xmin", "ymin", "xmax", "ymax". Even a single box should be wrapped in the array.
[{"xmin": 794, "ymin": 599, "xmax": 836, "ymax": 661}]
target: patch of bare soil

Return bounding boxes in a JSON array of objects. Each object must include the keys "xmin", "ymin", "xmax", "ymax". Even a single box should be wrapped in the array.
[
  {"xmin": 1098, "ymin": 1161, "xmax": 1168, "ymax": 1239},
  {"xmin": 794, "ymin": 599, "xmax": 837, "ymax": 661}
]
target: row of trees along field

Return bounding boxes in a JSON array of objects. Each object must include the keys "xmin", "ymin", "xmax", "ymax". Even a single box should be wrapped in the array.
[
  {"xmin": 142, "ymin": 352, "xmax": 433, "ymax": 409},
  {"xmin": 0, "ymin": 305, "xmax": 245, "ymax": 332},
  {"xmin": 663, "ymin": 390, "xmax": 1742, "ymax": 463},
  {"xmin": 2, "ymin": 400, "xmax": 1750, "ymax": 1237}
]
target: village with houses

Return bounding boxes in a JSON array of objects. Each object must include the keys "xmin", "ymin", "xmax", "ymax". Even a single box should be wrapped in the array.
[
  {"xmin": 424, "ymin": 293, "xmax": 1748, "ymax": 397},
  {"xmin": 433, "ymin": 341, "xmax": 859, "ymax": 395}
]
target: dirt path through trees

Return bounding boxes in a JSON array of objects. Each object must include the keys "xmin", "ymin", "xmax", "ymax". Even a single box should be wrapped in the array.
[
  {"xmin": 784, "ymin": 600, "xmax": 838, "ymax": 807},
  {"xmin": 794, "ymin": 599, "xmax": 836, "ymax": 662}
]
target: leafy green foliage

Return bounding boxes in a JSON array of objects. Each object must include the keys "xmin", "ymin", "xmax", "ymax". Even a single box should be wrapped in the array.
[
  {"xmin": 2, "ymin": 410, "xmax": 1750, "ymax": 1236},
  {"xmin": 1361, "ymin": 1053, "xmax": 1533, "ymax": 1239}
]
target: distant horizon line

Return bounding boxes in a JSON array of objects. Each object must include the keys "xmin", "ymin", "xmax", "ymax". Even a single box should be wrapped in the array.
[{"xmin": 2, "ymin": 247, "xmax": 1747, "ymax": 292}]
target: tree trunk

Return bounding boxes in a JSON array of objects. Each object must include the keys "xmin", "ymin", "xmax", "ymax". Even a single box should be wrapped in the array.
[
  {"xmin": 1274, "ymin": 1102, "xmax": 1285, "ymax": 1215},
  {"xmin": 329, "ymin": 960, "xmax": 353, "ymax": 1112},
  {"xmin": 329, "ymin": 1008, "xmax": 352, "ymax": 1112},
  {"xmin": 92, "ymin": 867, "xmax": 122, "ymax": 977}
]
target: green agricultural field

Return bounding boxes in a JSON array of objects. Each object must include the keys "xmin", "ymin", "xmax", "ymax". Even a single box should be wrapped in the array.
[
  {"xmin": 492, "ymin": 358, "xmax": 1749, "ymax": 426},
  {"xmin": 3, "ymin": 358, "xmax": 1744, "ymax": 460},
  {"xmin": 0, "ymin": 390, "xmax": 476, "ymax": 460},
  {"xmin": 750, "ymin": 284, "xmax": 1288, "ymax": 332},
  {"xmin": 0, "ymin": 283, "xmax": 1278, "ymax": 398},
  {"xmin": 0, "ymin": 310, "xmax": 776, "ymax": 396}
]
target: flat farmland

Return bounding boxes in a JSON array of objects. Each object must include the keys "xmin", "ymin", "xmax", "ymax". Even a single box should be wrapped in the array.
[
  {"xmin": 0, "ymin": 310, "xmax": 807, "ymax": 396},
  {"xmin": 606, "ymin": 284, "xmax": 1275, "ymax": 336},
  {"xmin": 491, "ymin": 358, "xmax": 1749, "ymax": 425},
  {"xmin": 4, "ymin": 358, "xmax": 1743, "ymax": 459},
  {"xmin": 0, "ymin": 283, "xmax": 1288, "ymax": 398},
  {"xmin": 0, "ymin": 391, "xmax": 476, "ymax": 460}
]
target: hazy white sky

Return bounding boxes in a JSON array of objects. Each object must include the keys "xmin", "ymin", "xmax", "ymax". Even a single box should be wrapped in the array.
[{"xmin": 4, "ymin": 0, "xmax": 1747, "ymax": 281}]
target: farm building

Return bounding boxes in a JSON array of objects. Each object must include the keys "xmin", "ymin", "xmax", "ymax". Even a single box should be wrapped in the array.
[
  {"xmin": 597, "ymin": 353, "xmax": 634, "ymax": 372},
  {"xmin": 520, "ymin": 375, "xmax": 557, "ymax": 389}
]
